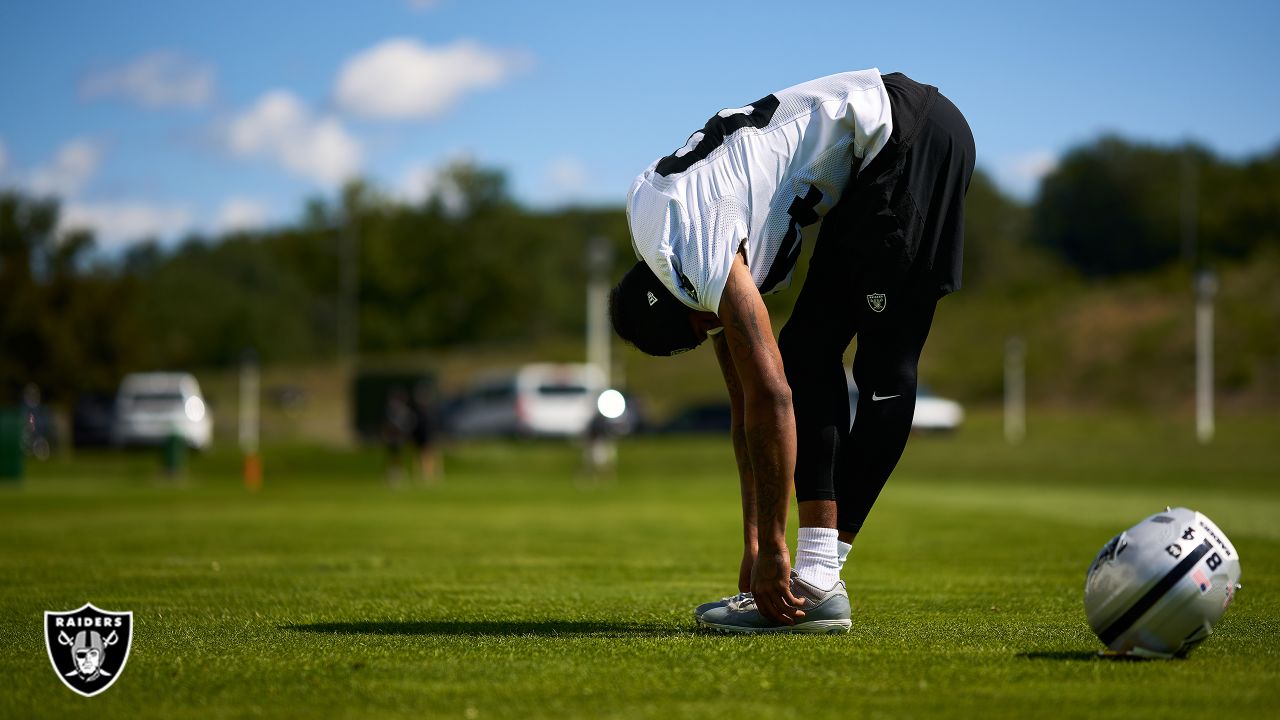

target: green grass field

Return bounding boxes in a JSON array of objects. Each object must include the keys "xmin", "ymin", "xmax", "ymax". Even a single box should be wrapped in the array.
[{"xmin": 1, "ymin": 412, "xmax": 1277, "ymax": 719}]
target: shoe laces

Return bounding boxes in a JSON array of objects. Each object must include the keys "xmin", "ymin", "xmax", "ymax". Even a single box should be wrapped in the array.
[{"xmin": 724, "ymin": 592, "xmax": 755, "ymax": 611}]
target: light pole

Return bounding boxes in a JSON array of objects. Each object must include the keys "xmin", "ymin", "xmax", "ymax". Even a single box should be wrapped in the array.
[
  {"xmin": 586, "ymin": 236, "xmax": 612, "ymax": 392},
  {"xmin": 585, "ymin": 236, "xmax": 616, "ymax": 477},
  {"xmin": 240, "ymin": 348, "xmax": 261, "ymax": 489},
  {"xmin": 1195, "ymin": 270, "xmax": 1216, "ymax": 444},
  {"xmin": 1004, "ymin": 336, "xmax": 1026, "ymax": 445}
]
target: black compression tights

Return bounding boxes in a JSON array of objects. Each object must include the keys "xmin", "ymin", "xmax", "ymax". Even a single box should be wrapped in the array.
[{"xmin": 779, "ymin": 283, "xmax": 937, "ymax": 536}]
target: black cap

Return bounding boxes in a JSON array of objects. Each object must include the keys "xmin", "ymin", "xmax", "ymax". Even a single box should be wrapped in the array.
[{"xmin": 610, "ymin": 261, "xmax": 704, "ymax": 357}]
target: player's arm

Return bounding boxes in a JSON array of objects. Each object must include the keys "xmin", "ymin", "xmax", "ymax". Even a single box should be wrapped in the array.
[
  {"xmin": 712, "ymin": 330, "xmax": 757, "ymax": 593},
  {"xmin": 716, "ymin": 251, "xmax": 805, "ymax": 624}
]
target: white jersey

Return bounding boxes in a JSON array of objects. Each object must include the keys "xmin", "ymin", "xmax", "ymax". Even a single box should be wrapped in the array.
[{"xmin": 626, "ymin": 69, "xmax": 893, "ymax": 314}]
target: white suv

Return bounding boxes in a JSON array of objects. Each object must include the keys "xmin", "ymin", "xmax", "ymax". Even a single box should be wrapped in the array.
[
  {"xmin": 113, "ymin": 372, "xmax": 213, "ymax": 450},
  {"xmin": 449, "ymin": 364, "xmax": 606, "ymax": 438}
]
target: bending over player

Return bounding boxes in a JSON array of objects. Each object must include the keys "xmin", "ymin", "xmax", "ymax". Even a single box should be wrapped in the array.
[{"xmin": 609, "ymin": 69, "xmax": 974, "ymax": 633}]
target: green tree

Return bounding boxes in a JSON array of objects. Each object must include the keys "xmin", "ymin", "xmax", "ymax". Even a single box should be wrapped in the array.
[
  {"xmin": 1033, "ymin": 137, "xmax": 1183, "ymax": 276},
  {"xmin": 1032, "ymin": 138, "xmax": 1280, "ymax": 276},
  {"xmin": 0, "ymin": 192, "xmax": 142, "ymax": 402},
  {"xmin": 959, "ymin": 169, "xmax": 1061, "ymax": 291}
]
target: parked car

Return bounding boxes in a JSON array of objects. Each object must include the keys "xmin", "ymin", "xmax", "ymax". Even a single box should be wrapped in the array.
[
  {"xmin": 448, "ymin": 364, "xmax": 607, "ymax": 438},
  {"xmin": 113, "ymin": 372, "xmax": 213, "ymax": 450}
]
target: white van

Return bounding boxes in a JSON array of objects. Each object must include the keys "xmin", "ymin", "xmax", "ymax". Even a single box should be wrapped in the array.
[
  {"xmin": 113, "ymin": 372, "xmax": 213, "ymax": 449},
  {"xmin": 449, "ymin": 364, "xmax": 604, "ymax": 438}
]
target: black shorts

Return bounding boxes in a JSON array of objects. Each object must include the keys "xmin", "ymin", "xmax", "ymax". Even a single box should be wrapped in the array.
[{"xmin": 824, "ymin": 72, "xmax": 976, "ymax": 299}]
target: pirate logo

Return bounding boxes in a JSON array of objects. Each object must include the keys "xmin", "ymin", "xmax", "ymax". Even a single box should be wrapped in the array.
[
  {"xmin": 866, "ymin": 293, "xmax": 887, "ymax": 313},
  {"xmin": 44, "ymin": 603, "xmax": 133, "ymax": 697}
]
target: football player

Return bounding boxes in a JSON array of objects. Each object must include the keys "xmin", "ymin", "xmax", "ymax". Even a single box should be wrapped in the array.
[{"xmin": 610, "ymin": 69, "xmax": 974, "ymax": 632}]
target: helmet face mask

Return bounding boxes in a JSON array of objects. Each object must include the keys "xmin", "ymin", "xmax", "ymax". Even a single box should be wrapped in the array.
[{"xmin": 1084, "ymin": 507, "xmax": 1241, "ymax": 658}]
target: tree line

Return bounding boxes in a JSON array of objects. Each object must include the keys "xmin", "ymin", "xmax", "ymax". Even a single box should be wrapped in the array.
[{"xmin": 2, "ymin": 137, "xmax": 1277, "ymax": 403}]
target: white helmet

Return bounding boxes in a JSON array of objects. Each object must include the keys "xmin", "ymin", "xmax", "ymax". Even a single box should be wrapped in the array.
[{"xmin": 1084, "ymin": 507, "xmax": 1241, "ymax": 658}]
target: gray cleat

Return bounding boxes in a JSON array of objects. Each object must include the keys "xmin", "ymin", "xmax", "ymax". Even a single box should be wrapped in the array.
[
  {"xmin": 693, "ymin": 591, "xmax": 752, "ymax": 622},
  {"xmin": 699, "ymin": 574, "xmax": 851, "ymax": 634}
]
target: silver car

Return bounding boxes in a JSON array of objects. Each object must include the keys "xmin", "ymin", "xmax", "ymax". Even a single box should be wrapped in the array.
[{"xmin": 113, "ymin": 373, "xmax": 213, "ymax": 449}]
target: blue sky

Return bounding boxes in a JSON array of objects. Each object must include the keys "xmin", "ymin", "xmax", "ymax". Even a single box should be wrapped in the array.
[{"xmin": 1, "ymin": 0, "xmax": 1277, "ymax": 247}]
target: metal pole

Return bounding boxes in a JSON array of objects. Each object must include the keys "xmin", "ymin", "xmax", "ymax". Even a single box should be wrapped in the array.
[
  {"xmin": 1004, "ymin": 336, "xmax": 1026, "ymax": 445},
  {"xmin": 586, "ymin": 236, "xmax": 612, "ymax": 391},
  {"xmin": 1195, "ymin": 270, "xmax": 1216, "ymax": 444},
  {"xmin": 585, "ymin": 236, "xmax": 615, "ymax": 477},
  {"xmin": 240, "ymin": 349, "xmax": 262, "ymax": 489}
]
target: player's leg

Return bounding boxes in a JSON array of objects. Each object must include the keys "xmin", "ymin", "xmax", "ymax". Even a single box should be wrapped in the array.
[
  {"xmin": 777, "ymin": 196, "xmax": 861, "ymax": 592},
  {"xmin": 835, "ymin": 295, "xmax": 937, "ymax": 538},
  {"xmin": 836, "ymin": 81, "xmax": 975, "ymax": 539}
]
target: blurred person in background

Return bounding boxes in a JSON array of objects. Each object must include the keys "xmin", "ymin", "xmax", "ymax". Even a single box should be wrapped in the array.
[
  {"xmin": 610, "ymin": 69, "xmax": 974, "ymax": 633},
  {"xmin": 409, "ymin": 382, "xmax": 441, "ymax": 483},
  {"xmin": 383, "ymin": 388, "xmax": 414, "ymax": 485},
  {"xmin": 21, "ymin": 383, "xmax": 55, "ymax": 461}
]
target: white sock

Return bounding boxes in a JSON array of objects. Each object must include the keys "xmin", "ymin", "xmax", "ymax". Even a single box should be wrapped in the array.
[
  {"xmin": 837, "ymin": 539, "xmax": 853, "ymax": 569},
  {"xmin": 794, "ymin": 527, "xmax": 841, "ymax": 591}
]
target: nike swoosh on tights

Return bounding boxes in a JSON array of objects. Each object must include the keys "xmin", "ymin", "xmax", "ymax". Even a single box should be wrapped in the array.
[{"xmin": 870, "ymin": 393, "xmax": 901, "ymax": 401}]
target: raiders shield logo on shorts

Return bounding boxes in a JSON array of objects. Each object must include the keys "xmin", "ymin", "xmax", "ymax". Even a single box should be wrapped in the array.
[
  {"xmin": 45, "ymin": 603, "xmax": 133, "ymax": 697},
  {"xmin": 866, "ymin": 293, "xmax": 887, "ymax": 313}
]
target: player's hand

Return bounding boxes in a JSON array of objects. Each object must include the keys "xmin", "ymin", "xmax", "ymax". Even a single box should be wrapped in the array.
[{"xmin": 751, "ymin": 545, "xmax": 805, "ymax": 624}]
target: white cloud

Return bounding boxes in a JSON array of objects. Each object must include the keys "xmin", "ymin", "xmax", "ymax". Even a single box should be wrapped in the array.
[
  {"xmin": 61, "ymin": 201, "xmax": 193, "ymax": 248},
  {"xmin": 334, "ymin": 38, "xmax": 515, "ymax": 120},
  {"xmin": 994, "ymin": 150, "xmax": 1059, "ymax": 198},
  {"xmin": 397, "ymin": 162, "xmax": 440, "ymax": 204},
  {"xmin": 16, "ymin": 137, "xmax": 195, "ymax": 247},
  {"xmin": 216, "ymin": 196, "xmax": 269, "ymax": 233},
  {"xmin": 81, "ymin": 52, "xmax": 215, "ymax": 109},
  {"xmin": 28, "ymin": 138, "xmax": 102, "ymax": 197},
  {"xmin": 396, "ymin": 159, "xmax": 465, "ymax": 214},
  {"xmin": 545, "ymin": 157, "xmax": 589, "ymax": 200},
  {"xmin": 225, "ymin": 91, "xmax": 362, "ymax": 185}
]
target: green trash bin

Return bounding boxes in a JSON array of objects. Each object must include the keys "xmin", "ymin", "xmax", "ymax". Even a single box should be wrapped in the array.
[
  {"xmin": 0, "ymin": 407, "xmax": 23, "ymax": 482},
  {"xmin": 162, "ymin": 431, "xmax": 186, "ymax": 478}
]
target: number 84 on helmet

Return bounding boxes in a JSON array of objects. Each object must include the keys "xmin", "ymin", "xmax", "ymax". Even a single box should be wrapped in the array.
[{"xmin": 1084, "ymin": 507, "xmax": 1241, "ymax": 659}]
